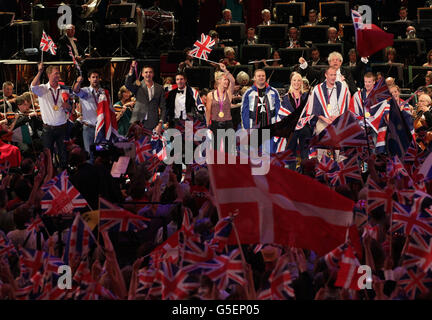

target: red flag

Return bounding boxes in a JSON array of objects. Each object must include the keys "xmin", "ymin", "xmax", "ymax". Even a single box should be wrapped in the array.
[
  {"xmin": 209, "ymin": 158, "xmax": 361, "ymax": 256},
  {"xmin": 335, "ymin": 245, "xmax": 362, "ymax": 290},
  {"xmin": 351, "ymin": 10, "xmax": 393, "ymax": 58}
]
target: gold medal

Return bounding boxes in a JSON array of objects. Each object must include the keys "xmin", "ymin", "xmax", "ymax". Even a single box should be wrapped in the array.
[
  {"xmin": 327, "ymin": 104, "xmax": 331, "ymax": 109},
  {"xmin": 365, "ymin": 112, "xmax": 371, "ymax": 117},
  {"xmin": 53, "ymin": 105, "xmax": 59, "ymax": 111},
  {"xmin": 135, "ymin": 80, "xmax": 141, "ymax": 86},
  {"xmin": 218, "ymin": 111, "xmax": 224, "ymax": 118}
]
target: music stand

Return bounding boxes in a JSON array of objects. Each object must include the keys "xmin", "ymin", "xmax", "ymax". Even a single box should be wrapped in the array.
[
  {"xmin": 240, "ymin": 44, "xmax": 271, "ymax": 65},
  {"xmin": 299, "ymin": 25, "xmax": 329, "ymax": 45},
  {"xmin": 278, "ymin": 47, "xmax": 312, "ymax": 66},
  {"xmin": 313, "ymin": 43, "xmax": 344, "ymax": 59},
  {"xmin": 392, "ymin": 39, "xmax": 425, "ymax": 66},
  {"xmin": 215, "ymin": 23, "xmax": 246, "ymax": 45},
  {"xmin": 33, "ymin": 6, "xmax": 59, "ymax": 20},
  {"xmin": 408, "ymin": 66, "xmax": 432, "ymax": 90},
  {"xmin": 106, "ymin": 3, "xmax": 136, "ymax": 57},
  {"xmin": 381, "ymin": 21, "xmax": 413, "ymax": 39},
  {"xmin": 320, "ymin": 1, "xmax": 350, "ymax": 24},
  {"xmin": 275, "ymin": 3, "xmax": 305, "ymax": 25},
  {"xmin": 371, "ymin": 63, "xmax": 404, "ymax": 87},
  {"xmin": 263, "ymin": 67, "xmax": 292, "ymax": 88},
  {"xmin": 256, "ymin": 24, "xmax": 288, "ymax": 45},
  {"xmin": 185, "ymin": 66, "xmax": 214, "ymax": 89},
  {"xmin": 418, "ymin": 7, "xmax": 432, "ymax": 25}
]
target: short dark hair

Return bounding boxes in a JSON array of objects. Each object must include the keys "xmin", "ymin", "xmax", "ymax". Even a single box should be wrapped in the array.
[
  {"xmin": 142, "ymin": 65, "xmax": 154, "ymax": 72},
  {"xmin": 175, "ymin": 72, "xmax": 187, "ymax": 80},
  {"xmin": 400, "ymin": 6, "xmax": 407, "ymax": 11},
  {"xmin": 46, "ymin": 65, "xmax": 60, "ymax": 76},
  {"xmin": 311, "ymin": 46, "xmax": 319, "ymax": 52},
  {"xmin": 87, "ymin": 69, "xmax": 100, "ymax": 78}
]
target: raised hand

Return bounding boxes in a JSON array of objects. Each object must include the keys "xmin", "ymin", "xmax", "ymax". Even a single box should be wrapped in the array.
[{"xmin": 299, "ymin": 57, "xmax": 306, "ymax": 65}]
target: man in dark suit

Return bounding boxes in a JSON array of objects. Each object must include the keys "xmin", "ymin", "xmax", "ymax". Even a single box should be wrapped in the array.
[
  {"xmin": 216, "ymin": 8, "xmax": 239, "ymax": 25},
  {"xmin": 298, "ymin": 51, "xmax": 368, "ymax": 95},
  {"xmin": 166, "ymin": 72, "xmax": 205, "ymax": 126},
  {"xmin": 57, "ymin": 24, "xmax": 85, "ymax": 62},
  {"xmin": 308, "ymin": 47, "xmax": 327, "ymax": 66},
  {"xmin": 125, "ymin": 62, "xmax": 166, "ymax": 131}
]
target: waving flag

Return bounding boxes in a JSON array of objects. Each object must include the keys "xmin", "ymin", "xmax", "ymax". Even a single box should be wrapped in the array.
[
  {"xmin": 208, "ymin": 216, "xmax": 234, "ymax": 253},
  {"xmin": 366, "ymin": 178, "xmax": 396, "ymax": 216},
  {"xmin": 40, "ymin": 31, "xmax": 57, "ymax": 55},
  {"xmin": 99, "ymin": 197, "xmax": 150, "ymax": 232},
  {"xmin": 189, "ymin": 33, "xmax": 215, "ymax": 61},
  {"xmin": 0, "ymin": 232, "xmax": 17, "ymax": 258},
  {"xmin": 209, "ymin": 155, "xmax": 361, "ymax": 256},
  {"xmin": 328, "ymin": 155, "xmax": 362, "ymax": 187},
  {"xmin": 315, "ymin": 155, "xmax": 336, "ymax": 183},
  {"xmin": 67, "ymin": 45, "xmax": 81, "ymax": 73},
  {"xmin": 390, "ymin": 198, "xmax": 432, "ymax": 237},
  {"xmin": 135, "ymin": 136, "xmax": 154, "ymax": 163},
  {"xmin": 95, "ymin": 89, "xmax": 119, "ymax": 144},
  {"xmin": 324, "ymin": 242, "xmax": 349, "ymax": 269},
  {"xmin": 351, "ymin": 10, "xmax": 393, "ymax": 58},
  {"xmin": 310, "ymin": 111, "xmax": 368, "ymax": 149},
  {"xmin": 403, "ymin": 232, "xmax": 432, "ymax": 273},
  {"xmin": 417, "ymin": 152, "xmax": 432, "ymax": 183},
  {"xmin": 399, "ymin": 266, "xmax": 432, "ymax": 299},
  {"xmin": 335, "ymin": 245, "xmax": 362, "ymax": 291},
  {"xmin": 387, "ymin": 155, "xmax": 410, "ymax": 180},
  {"xmin": 270, "ymin": 149, "xmax": 297, "ymax": 168},
  {"xmin": 40, "ymin": 170, "xmax": 89, "ymax": 216},
  {"xmin": 63, "ymin": 213, "xmax": 96, "ymax": 265},
  {"xmin": 258, "ymin": 254, "xmax": 295, "ymax": 300}
]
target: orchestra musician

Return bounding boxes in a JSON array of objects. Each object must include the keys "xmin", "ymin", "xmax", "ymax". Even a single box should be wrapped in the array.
[
  {"xmin": 414, "ymin": 93, "xmax": 432, "ymax": 150},
  {"xmin": 1, "ymin": 82, "xmax": 17, "ymax": 113},
  {"xmin": 114, "ymin": 86, "xmax": 135, "ymax": 137}
]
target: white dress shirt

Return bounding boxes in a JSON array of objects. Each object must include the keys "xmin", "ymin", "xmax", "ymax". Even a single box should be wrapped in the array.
[
  {"xmin": 174, "ymin": 89, "xmax": 186, "ymax": 120},
  {"xmin": 30, "ymin": 83, "xmax": 68, "ymax": 126},
  {"xmin": 76, "ymin": 86, "xmax": 102, "ymax": 126},
  {"xmin": 146, "ymin": 83, "xmax": 154, "ymax": 101},
  {"xmin": 327, "ymin": 85, "xmax": 339, "ymax": 117}
]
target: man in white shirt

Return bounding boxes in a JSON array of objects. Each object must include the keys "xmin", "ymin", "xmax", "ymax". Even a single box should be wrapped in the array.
[
  {"xmin": 31, "ymin": 63, "xmax": 70, "ymax": 169},
  {"xmin": 73, "ymin": 70, "xmax": 104, "ymax": 162}
]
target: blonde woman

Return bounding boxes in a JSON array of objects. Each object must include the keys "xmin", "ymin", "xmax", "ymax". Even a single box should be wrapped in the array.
[
  {"xmin": 277, "ymin": 71, "xmax": 312, "ymax": 161},
  {"xmin": 206, "ymin": 63, "xmax": 235, "ymax": 150}
]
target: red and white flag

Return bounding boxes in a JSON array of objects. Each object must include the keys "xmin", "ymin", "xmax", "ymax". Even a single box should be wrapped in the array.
[
  {"xmin": 189, "ymin": 33, "xmax": 215, "ymax": 61},
  {"xmin": 335, "ymin": 245, "xmax": 362, "ymax": 290},
  {"xmin": 208, "ymin": 157, "xmax": 361, "ymax": 256},
  {"xmin": 39, "ymin": 31, "xmax": 57, "ymax": 55}
]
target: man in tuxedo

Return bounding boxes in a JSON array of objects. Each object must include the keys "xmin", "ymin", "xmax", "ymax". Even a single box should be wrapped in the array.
[
  {"xmin": 308, "ymin": 47, "xmax": 327, "ymax": 66},
  {"xmin": 57, "ymin": 24, "xmax": 86, "ymax": 62},
  {"xmin": 298, "ymin": 51, "xmax": 367, "ymax": 95},
  {"xmin": 166, "ymin": 72, "xmax": 205, "ymax": 126}
]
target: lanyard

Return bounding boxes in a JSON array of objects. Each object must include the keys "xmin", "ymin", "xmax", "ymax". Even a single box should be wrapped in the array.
[
  {"xmin": 216, "ymin": 89, "xmax": 225, "ymax": 113},
  {"xmin": 327, "ymin": 87, "xmax": 335, "ymax": 105},
  {"xmin": 49, "ymin": 88, "xmax": 60, "ymax": 105},
  {"xmin": 292, "ymin": 92, "xmax": 301, "ymax": 109}
]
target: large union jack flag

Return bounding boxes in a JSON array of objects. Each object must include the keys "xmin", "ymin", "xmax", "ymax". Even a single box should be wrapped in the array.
[
  {"xmin": 99, "ymin": 197, "xmax": 150, "ymax": 232},
  {"xmin": 403, "ymin": 232, "xmax": 432, "ymax": 273},
  {"xmin": 39, "ymin": 30, "xmax": 57, "ymax": 55},
  {"xmin": 398, "ymin": 265, "xmax": 432, "ymax": 299},
  {"xmin": 366, "ymin": 178, "xmax": 396, "ymax": 216},
  {"xmin": 189, "ymin": 33, "xmax": 215, "ymax": 60},
  {"xmin": 40, "ymin": 171, "xmax": 89, "ymax": 216},
  {"xmin": 63, "ymin": 213, "xmax": 96, "ymax": 265},
  {"xmin": 208, "ymin": 216, "xmax": 233, "ymax": 253},
  {"xmin": 310, "ymin": 111, "xmax": 368, "ymax": 149},
  {"xmin": 391, "ymin": 197, "xmax": 432, "ymax": 237},
  {"xmin": 258, "ymin": 254, "xmax": 295, "ymax": 300}
]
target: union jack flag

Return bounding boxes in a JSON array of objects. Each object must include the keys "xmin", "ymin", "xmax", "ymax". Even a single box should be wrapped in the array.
[
  {"xmin": 404, "ymin": 140, "xmax": 419, "ymax": 163},
  {"xmin": 295, "ymin": 115, "xmax": 314, "ymax": 131},
  {"xmin": 0, "ymin": 232, "xmax": 16, "ymax": 258},
  {"xmin": 201, "ymin": 249, "xmax": 246, "ymax": 291},
  {"xmin": 367, "ymin": 100, "xmax": 390, "ymax": 135},
  {"xmin": 95, "ymin": 89, "xmax": 120, "ymax": 144},
  {"xmin": 19, "ymin": 248, "xmax": 49, "ymax": 277},
  {"xmin": 270, "ymin": 149, "xmax": 296, "ymax": 168},
  {"xmin": 136, "ymin": 267, "xmax": 159, "ymax": 298},
  {"xmin": 41, "ymin": 174, "xmax": 59, "ymax": 193},
  {"xmin": 155, "ymin": 261, "xmax": 200, "ymax": 300},
  {"xmin": 363, "ymin": 79, "xmax": 391, "ymax": 110},
  {"xmin": 39, "ymin": 31, "xmax": 57, "ymax": 55},
  {"xmin": 315, "ymin": 155, "xmax": 336, "ymax": 183},
  {"xmin": 328, "ymin": 155, "xmax": 362, "ymax": 187},
  {"xmin": 208, "ymin": 216, "xmax": 233, "ymax": 253},
  {"xmin": 99, "ymin": 197, "xmax": 150, "ymax": 232},
  {"xmin": 40, "ymin": 170, "xmax": 89, "ymax": 216},
  {"xmin": 403, "ymin": 232, "xmax": 432, "ymax": 272},
  {"xmin": 135, "ymin": 136, "xmax": 153, "ymax": 163},
  {"xmin": 67, "ymin": 44, "xmax": 81, "ymax": 73},
  {"xmin": 335, "ymin": 244, "xmax": 362, "ymax": 290},
  {"xmin": 366, "ymin": 178, "xmax": 396, "ymax": 216},
  {"xmin": 387, "ymin": 155, "xmax": 410, "ymax": 180},
  {"xmin": 150, "ymin": 230, "xmax": 180, "ymax": 268},
  {"xmin": 398, "ymin": 265, "xmax": 432, "ymax": 299},
  {"xmin": 258, "ymin": 254, "xmax": 295, "ymax": 300},
  {"xmin": 189, "ymin": 33, "xmax": 215, "ymax": 60},
  {"xmin": 362, "ymin": 224, "xmax": 379, "ymax": 240},
  {"xmin": 25, "ymin": 216, "xmax": 45, "ymax": 234},
  {"xmin": 63, "ymin": 213, "xmax": 96, "ymax": 265},
  {"xmin": 310, "ymin": 111, "xmax": 368, "ymax": 149},
  {"xmin": 391, "ymin": 198, "xmax": 432, "ymax": 236}
]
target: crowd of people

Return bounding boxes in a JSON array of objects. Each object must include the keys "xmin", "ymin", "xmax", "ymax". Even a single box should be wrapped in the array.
[{"xmin": 1, "ymin": 1, "xmax": 432, "ymax": 301}]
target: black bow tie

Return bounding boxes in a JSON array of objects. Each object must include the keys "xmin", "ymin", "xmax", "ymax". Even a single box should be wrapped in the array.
[{"xmin": 177, "ymin": 89, "xmax": 184, "ymax": 94}]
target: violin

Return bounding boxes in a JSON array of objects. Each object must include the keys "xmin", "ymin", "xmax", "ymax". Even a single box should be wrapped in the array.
[{"xmin": 413, "ymin": 107, "xmax": 432, "ymax": 150}]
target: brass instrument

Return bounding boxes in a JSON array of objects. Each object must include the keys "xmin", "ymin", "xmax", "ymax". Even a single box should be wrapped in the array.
[{"xmin": 81, "ymin": 0, "xmax": 101, "ymax": 19}]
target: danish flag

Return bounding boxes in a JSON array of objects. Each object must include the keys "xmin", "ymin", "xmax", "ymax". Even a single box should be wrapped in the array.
[{"xmin": 189, "ymin": 34, "xmax": 215, "ymax": 60}]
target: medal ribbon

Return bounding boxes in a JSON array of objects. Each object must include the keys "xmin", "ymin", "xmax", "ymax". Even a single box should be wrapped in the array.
[
  {"xmin": 217, "ymin": 89, "xmax": 225, "ymax": 116},
  {"xmin": 49, "ymin": 88, "xmax": 60, "ymax": 107}
]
